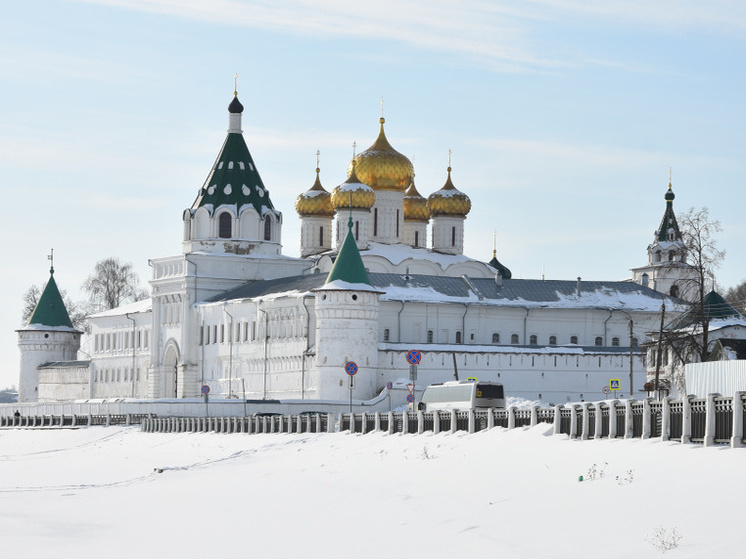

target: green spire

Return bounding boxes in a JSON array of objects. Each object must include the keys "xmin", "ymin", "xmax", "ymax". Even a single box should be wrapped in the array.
[
  {"xmin": 656, "ymin": 181, "xmax": 681, "ymax": 243},
  {"xmin": 190, "ymin": 96, "xmax": 277, "ymax": 218},
  {"xmin": 28, "ymin": 267, "xmax": 74, "ymax": 328},
  {"xmin": 325, "ymin": 221, "xmax": 370, "ymax": 286}
]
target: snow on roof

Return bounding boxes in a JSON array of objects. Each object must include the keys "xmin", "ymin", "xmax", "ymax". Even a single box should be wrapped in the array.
[
  {"xmin": 361, "ymin": 242, "xmax": 480, "ymax": 269},
  {"xmin": 88, "ymin": 298, "xmax": 152, "ymax": 319},
  {"xmin": 17, "ymin": 323, "xmax": 80, "ymax": 333},
  {"xmin": 314, "ymin": 280, "xmax": 383, "ymax": 293}
]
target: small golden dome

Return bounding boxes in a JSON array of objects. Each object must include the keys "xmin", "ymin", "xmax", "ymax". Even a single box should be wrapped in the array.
[
  {"xmin": 347, "ymin": 117, "xmax": 413, "ymax": 192},
  {"xmin": 427, "ymin": 167, "xmax": 471, "ymax": 217},
  {"xmin": 331, "ymin": 162, "xmax": 375, "ymax": 210},
  {"xmin": 403, "ymin": 177, "xmax": 429, "ymax": 222},
  {"xmin": 295, "ymin": 168, "xmax": 335, "ymax": 217}
]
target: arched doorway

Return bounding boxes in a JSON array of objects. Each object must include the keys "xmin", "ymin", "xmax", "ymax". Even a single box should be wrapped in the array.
[{"xmin": 163, "ymin": 342, "xmax": 180, "ymax": 398}]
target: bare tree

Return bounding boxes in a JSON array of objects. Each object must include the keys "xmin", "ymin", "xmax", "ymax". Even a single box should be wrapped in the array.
[
  {"xmin": 82, "ymin": 257, "xmax": 148, "ymax": 312},
  {"xmin": 21, "ymin": 284, "xmax": 88, "ymax": 331},
  {"xmin": 656, "ymin": 207, "xmax": 726, "ymax": 394},
  {"xmin": 724, "ymin": 280, "xmax": 746, "ymax": 316}
]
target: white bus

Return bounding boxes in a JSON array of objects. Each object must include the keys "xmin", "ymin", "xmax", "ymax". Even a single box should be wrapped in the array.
[{"xmin": 418, "ymin": 380, "xmax": 505, "ymax": 412}]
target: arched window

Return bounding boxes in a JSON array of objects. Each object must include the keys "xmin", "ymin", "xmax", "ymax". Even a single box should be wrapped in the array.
[
  {"xmin": 670, "ymin": 285, "xmax": 680, "ymax": 298},
  {"xmin": 612, "ymin": 337, "xmax": 620, "ymax": 346},
  {"xmin": 632, "ymin": 337, "xmax": 638, "ymax": 347},
  {"xmin": 594, "ymin": 336, "xmax": 603, "ymax": 346},
  {"xmin": 492, "ymin": 333, "xmax": 500, "ymax": 344},
  {"xmin": 549, "ymin": 335, "xmax": 557, "ymax": 346},
  {"xmin": 218, "ymin": 212, "xmax": 232, "ymax": 238},
  {"xmin": 529, "ymin": 335, "xmax": 537, "ymax": 345},
  {"xmin": 264, "ymin": 217, "xmax": 272, "ymax": 241},
  {"xmin": 511, "ymin": 334, "xmax": 519, "ymax": 344},
  {"xmin": 570, "ymin": 335, "xmax": 578, "ymax": 345}
]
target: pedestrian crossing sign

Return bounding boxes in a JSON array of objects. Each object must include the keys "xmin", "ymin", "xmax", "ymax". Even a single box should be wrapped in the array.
[{"xmin": 609, "ymin": 379, "xmax": 621, "ymax": 391}]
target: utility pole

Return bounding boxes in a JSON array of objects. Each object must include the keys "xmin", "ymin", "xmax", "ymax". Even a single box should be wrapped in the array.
[{"xmin": 654, "ymin": 303, "xmax": 666, "ymax": 400}]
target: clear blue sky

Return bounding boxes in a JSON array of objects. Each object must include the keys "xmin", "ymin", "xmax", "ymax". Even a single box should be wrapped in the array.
[{"xmin": 2, "ymin": 0, "xmax": 745, "ymax": 389}]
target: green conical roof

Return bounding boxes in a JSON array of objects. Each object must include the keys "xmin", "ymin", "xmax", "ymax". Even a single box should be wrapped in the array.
[
  {"xmin": 325, "ymin": 221, "xmax": 370, "ymax": 286},
  {"xmin": 27, "ymin": 268, "xmax": 74, "ymax": 328},
  {"xmin": 190, "ymin": 97, "xmax": 277, "ymax": 218}
]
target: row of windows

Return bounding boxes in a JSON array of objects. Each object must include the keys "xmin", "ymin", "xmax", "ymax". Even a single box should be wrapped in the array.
[
  {"xmin": 94, "ymin": 367, "xmax": 141, "ymax": 383},
  {"xmin": 218, "ymin": 211, "xmax": 272, "ymax": 241},
  {"xmin": 94, "ymin": 330, "xmax": 149, "ymax": 354},
  {"xmin": 199, "ymin": 318, "xmax": 303, "ymax": 345},
  {"xmin": 385, "ymin": 329, "xmax": 636, "ymax": 347}
]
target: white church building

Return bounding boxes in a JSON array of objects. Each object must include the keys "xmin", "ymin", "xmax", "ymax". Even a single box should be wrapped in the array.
[{"xmin": 19, "ymin": 91, "xmax": 691, "ymax": 405}]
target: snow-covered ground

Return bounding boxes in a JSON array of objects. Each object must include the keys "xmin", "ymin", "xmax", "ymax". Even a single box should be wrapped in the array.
[{"xmin": 0, "ymin": 424, "xmax": 742, "ymax": 558}]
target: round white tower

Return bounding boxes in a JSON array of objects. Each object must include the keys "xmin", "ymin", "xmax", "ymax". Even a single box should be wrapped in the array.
[
  {"xmin": 312, "ymin": 220, "xmax": 381, "ymax": 401},
  {"xmin": 17, "ymin": 266, "xmax": 81, "ymax": 403}
]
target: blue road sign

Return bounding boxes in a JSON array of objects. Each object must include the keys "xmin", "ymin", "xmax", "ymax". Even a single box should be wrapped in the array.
[
  {"xmin": 609, "ymin": 379, "xmax": 621, "ymax": 391},
  {"xmin": 201, "ymin": 385, "xmax": 210, "ymax": 395},
  {"xmin": 406, "ymin": 350, "xmax": 422, "ymax": 365},
  {"xmin": 406, "ymin": 393, "xmax": 415, "ymax": 403},
  {"xmin": 345, "ymin": 361, "xmax": 358, "ymax": 376},
  {"xmin": 386, "ymin": 381, "xmax": 393, "ymax": 390}
]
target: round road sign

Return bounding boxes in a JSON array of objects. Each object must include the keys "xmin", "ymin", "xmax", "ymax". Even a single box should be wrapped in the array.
[
  {"xmin": 345, "ymin": 361, "xmax": 358, "ymax": 376},
  {"xmin": 602, "ymin": 386, "xmax": 611, "ymax": 395},
  {"xmin": 406, "ymin": 350, "xmax": 422, "ymax": 365},
  {"xmin": 406, "ymin": 393, "xmax": 415, "ymax": 403},
  {"xmin": 386, "ymin": 381, "xmax": 393, "ymax": 390},
  {"xmin": 201, "ymin": 385, "xmax": 210, "ymax": 395}
]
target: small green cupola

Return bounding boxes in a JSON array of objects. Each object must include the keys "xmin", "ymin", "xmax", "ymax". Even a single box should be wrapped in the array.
[
  {"xmin": 27, "ymin": 266, "xmax": 75, "ymax": 329},
  {"xmin": 324, "ymin": 218, "xmax": 371, "ymax": 286},
  {"xmin": 189, "ymin": 92, "xmax": 279, "ymax": 220}
]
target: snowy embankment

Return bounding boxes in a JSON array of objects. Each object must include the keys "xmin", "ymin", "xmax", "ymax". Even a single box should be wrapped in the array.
[{"xmin": 0, "ymin": 425, "xmax": 741, "ymax": 558}]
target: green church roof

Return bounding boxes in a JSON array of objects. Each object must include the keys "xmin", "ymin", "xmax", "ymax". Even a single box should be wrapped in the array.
[
  {"xmin": 324, "ymin": 220, "xmax": 371, "ymax": 286},
  {"xmin": 656, "ymin": 183, "xmax": 681, "ymax": 243},
  {"xmin": 27, "ymin": 268, "xmax": 74, "ymax": 329},
  {"xmin": 190, "ymin": 96, "xmax": 278, "ymax": 218}
]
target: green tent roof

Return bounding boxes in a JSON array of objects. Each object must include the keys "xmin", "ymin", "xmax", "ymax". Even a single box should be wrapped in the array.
[
  {"xmin": 190, "ymin": 97, "xmax": 278, "ymax": 218},
  {"xmin": 325, "ymin": 220, "xmax": 371, "ymax": 286},
  {"xmin": 27, "ymin": 268, "xmax": 74, "ymax": 328},
  {"xmin": 656, "ymin": 184, "xmax": 681, "ymax": 243}
]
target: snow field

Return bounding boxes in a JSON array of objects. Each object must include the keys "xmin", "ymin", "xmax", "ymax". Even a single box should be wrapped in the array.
[{"xmin": 0, "ymin": 425, "xmax": 743, "ymax": 558}]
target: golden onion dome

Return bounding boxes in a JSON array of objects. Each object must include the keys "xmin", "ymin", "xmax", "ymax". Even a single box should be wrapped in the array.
[
  {"xmin": 427, "ymin": 167, "xmax": 471, "ymax": 217},
  {"xmin": 331, "ymin": 161, "xmax": 375, "ymax": 210},
  {"xmin": 403, "ymin": 177, "xmax": 429, "ymax": 222},
  {"xmin": 295, "ymin": 168, "xmax": 335, "ymax": 217},
  {"xmin": 347, "ymin": 117, "xmax": 413, "ymax": 192}
]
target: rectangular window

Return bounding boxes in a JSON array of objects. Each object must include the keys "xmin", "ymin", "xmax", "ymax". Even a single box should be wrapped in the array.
[
  {"xmin": 396, "ymin": 210, "xmax": 400, "ymax": 237},
  {"xmin": 200, "ymin": 326, "xmax": 204, "ymax": 346},
  {"xmin": 427, "ymin": 330, "xmax": 434, "ymax": 343},
  {"xmin": 213, "ymin": 325, "xmax": 218, "ymax": 344},
  {"xmin": 414, "ymin": 230, "xmax": 419, "ymax": 247},
  {"xmin": 455, "ymin": 331, "xmax": 462, "ymax": 344},
  {"xmin": 319, "ymin": 226, "xmax": 324, "ymax": 246},
  {"xmin": 373, "ymin": 208, "xmax": 378, "ymax": 236},
  {"xmin": 220, "ymin": 324, "xmax": 225, "ymax": 343},
  {"xmin": 383, "ymin": 328, "xmax": 390, "ymax": 342},
  {"xmin": 452, "ymin": 226, "xmax": 456, "ymax": 246},
  {"xmin": 252, "ymin": 321, "xmax": 257, "ymax": 341},
  {"xmin": 355, "ymin": 221, "xmax": 359, "ymax": 241}
]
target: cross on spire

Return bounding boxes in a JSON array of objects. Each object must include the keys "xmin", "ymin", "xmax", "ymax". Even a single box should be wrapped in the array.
[
  {"xmin": 234, "ymin": 72, "xmax": 238, "ymax": 96},
  {"xmin": 316, "ymin": 149, "xmax": 320, "ymax": 169},
  {"xmin": 47, "ymin": 248, "xmax": 54, "ymax": 274},
  {"xmin": 381, "ymin": 96, "xmax": 384, "ymax": 118}
]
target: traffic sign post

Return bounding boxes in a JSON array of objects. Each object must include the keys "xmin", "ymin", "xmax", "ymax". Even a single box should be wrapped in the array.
[
  {"xmin": 201, "ymin": 384, "xmax": 210, "ymax": 417},
  {"xmin": 345, "ymin": 361, "xmax": 358, "ymax": 413},
  {"xmin": 386, "ymin": 381, "xmax": 393, "ymax": 412},
  {"xmin": 405, "ymin": 351, "xmax": 421, "ymax": 411}
]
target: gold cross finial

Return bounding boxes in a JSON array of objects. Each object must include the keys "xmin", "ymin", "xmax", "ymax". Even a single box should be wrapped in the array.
[
  {"xmin": 493, "ymin": 231, "xmax": 497, "ymax": 257},
  {"xmin": 668, "ymin": 166, "xmax": 672, "ymax": 186},
  {"xmin": 448, "ymin": 148, "xmax": 452, "ymax": 167},
  {"xmin": 316, "ymin": 149, "xmax": 320, "ymax": 168},
  {"xmin": 234, "ymin": 73, "xmax": 238, "ymax": 96},
  {"xmin": 381, "ymin": 96, "xmax": 384, "ymax": 118},
  {"xmin": 47, "ymin": 248, "xmax": 54, "ymax": 273},
  {"xmin": 352, "ymin": 141, "xmax": 357, "ymax": 158}
]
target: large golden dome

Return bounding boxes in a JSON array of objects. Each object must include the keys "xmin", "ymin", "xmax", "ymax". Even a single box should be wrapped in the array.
[
  {"xmin": 403, "ymin": 178, "xmax": 429, "ymax": 222},
  {"xmin": 347, "ymin": 117, "xmax": 413, "ymax": 192},
  {"xmin": 427, "ymin": 167, "xmax": 471, "ymax": 217},
  {"xmin": 331, "ymin": 161, "xmax": 375, "ymax": 210},
  {"xmin": 295, "ymin": 168, "xmax": 335, "ymax": 217}
]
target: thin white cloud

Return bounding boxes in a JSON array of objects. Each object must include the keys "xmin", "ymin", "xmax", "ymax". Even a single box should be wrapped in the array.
[{"xmin": 69, "ymin": 0, "xmax": 746, "ymax": 75}]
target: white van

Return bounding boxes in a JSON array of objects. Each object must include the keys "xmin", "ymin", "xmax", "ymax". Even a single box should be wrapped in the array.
[{"xmin": 418, "ymin": 380, "xmax": 505, "ymax": 412}]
